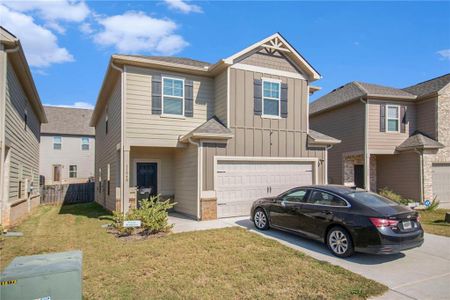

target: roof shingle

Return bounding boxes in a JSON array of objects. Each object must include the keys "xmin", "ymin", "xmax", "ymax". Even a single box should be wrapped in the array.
[
  {"xmin": 117, "ymin": 55, "xmax": 211, "ymax": 68},
  {"xmin": 41, "ymin": 106, "xmax": 94, "ymax": 136},
  {"xmin": 396, "ymin": 132, "xmax": 444, "ymax": 151},
  {"xmin": 402, "ymin": 73, "xmax": 450, "ymax": 98},
  {"xmin": 180, "ymin": 117, "xmax": 232, "ymax": 141}
]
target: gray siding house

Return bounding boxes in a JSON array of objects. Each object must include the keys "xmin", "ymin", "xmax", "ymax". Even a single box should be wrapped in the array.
[
  {"xmin": 0, "ymin": 27, "xmax": 47, "ymax": 226},
  {"xmin": 91, "ymin": 33, "xmax": 340, "ymax": 220},
  {"xmin": 310, "ymin": 74, "xmax": 450, "ymax": 208},
  {"xmin": 40, "ymin": 106, "xmax": 95, "ymax": 185}
]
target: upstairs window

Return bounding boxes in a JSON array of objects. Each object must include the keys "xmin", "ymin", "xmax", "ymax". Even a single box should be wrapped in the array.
[
  {"xmin": 386, "ymin": 105, "xmax": 400, "ymax": 132},
  {"xmin": 24, "ymin": 109, "xmax": 28, "ymax": 131},
  {"xmin": 262, "ymin": 80, "xmax": 280, "ymax": 117},
  {"xmin": 162, "ymin": 77, "xmax": 184, "ymax": 116},
  {"xmin": 105, "ymin": 106, "xmax": 109, "ymax": 135},
  {"xmin": 53, "ymin": 136, "xmax": 62, "ymax": 150},
  {"xmin": 81, "ymin": 137, "xmax": 89, "ymax": 150},
  {"xmin": 69, "ymin": 165, "xmax": 77, "ymax": 178}
]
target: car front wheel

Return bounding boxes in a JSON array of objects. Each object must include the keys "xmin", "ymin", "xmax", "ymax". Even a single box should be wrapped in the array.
[
  {"xmin": 326, "ymin": 227, "xmax": 354, "ymax": 257},
  {"xmin": 253, "ymin": 208, "xmax": 269, "ymax": 230}
]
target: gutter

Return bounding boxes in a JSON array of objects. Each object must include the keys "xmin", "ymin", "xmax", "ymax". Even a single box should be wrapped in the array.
[{"xmin": 187, "ymin": 137, "xmax": 202, "ymax": 220}]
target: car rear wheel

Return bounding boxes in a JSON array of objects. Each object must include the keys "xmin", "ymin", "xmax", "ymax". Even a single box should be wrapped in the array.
[
  {"xmin": 253, "ymin": 208, "xmax": 269, "ymax": 230},
  {"xmin": 327, "ymin": 227, "xmax": 354, "ymax": 257}
]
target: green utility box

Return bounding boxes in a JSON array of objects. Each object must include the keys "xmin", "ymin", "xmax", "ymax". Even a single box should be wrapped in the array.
[{"xmin": 1, "ymin": 250, "xmax": 82, "ymax": 300}]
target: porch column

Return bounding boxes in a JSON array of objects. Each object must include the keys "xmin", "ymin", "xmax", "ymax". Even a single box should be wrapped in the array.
[
  {"xmin": 364, "ymin": 152, "xmax": 371, "ymax": 191},
  {"xmin": 122, "ymin": 146, "xmax": 130, "ymax": 213}
]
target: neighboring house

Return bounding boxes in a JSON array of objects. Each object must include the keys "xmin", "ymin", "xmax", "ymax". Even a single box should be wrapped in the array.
[
  {"xmin": 0, "ymin": 27, "xmax": 47, "ymax": 226},
  {"xmin": 90, "ymin": 33, "xmax": 340, "ymax": 220},
  {"xmin": 310, "ymin": 74, "xmax": 450, "ymax": 208},
  {"xmin": 40, "ymin": 106, "xmax": 95, "ymax": 185}
]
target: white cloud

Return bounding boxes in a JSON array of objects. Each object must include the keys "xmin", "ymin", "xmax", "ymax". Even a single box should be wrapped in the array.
[
  {"xmin": 45, "ymin": 102, "xmax": 94, "ymax": 109},
  {"xmin": 163, "ymin": 0, "xmax": 203, "ymax": 14},
  {"xmin": 0, "ymin": 4, "xmax": 74, "ymax": 67},
  {"xmin": 79, "ymin": 22, "xmax": 94, "ymax": 35},
  {"xmin": 437, "ymin": 49, "xmax": 450, "ymax": 60},
  {"xmin": 93, "ymin": 11, "xmax": 188, "ymax": 55}
]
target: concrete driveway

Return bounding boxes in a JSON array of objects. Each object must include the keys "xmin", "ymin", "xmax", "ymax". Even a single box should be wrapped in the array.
[{"xmin": 170, "ymin": 214, "xmax": 450, "ymax": 300}]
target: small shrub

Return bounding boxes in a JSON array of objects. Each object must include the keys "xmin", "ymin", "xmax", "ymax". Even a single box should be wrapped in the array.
[
  {"xmin": 379, "ymin": 187, "xmax": 413, "ymax": 205},
  {"xmin": 425, "ymin": 196, "xmax": 440, "ymax": 211},
  {"xmin": 111, "ymin": 210, "xmax": 134, "ymax": 236}
]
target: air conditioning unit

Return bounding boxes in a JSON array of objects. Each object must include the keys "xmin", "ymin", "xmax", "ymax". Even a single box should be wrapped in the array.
[{"xmin": 1, "ymin": 251, "xmax": 82, "ymax": 300}]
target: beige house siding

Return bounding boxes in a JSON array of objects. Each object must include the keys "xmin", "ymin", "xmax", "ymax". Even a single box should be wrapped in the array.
[
  {"xmin": 95, "ymin": 78, "xmax": 121, "ymax": 211},
  {"xmin": 310, "ymin": 101, "xmax": 365, "ymax": 184},
  {"xmin": 367, "ymin": 99, "xmax": 416, "ymax": 153},
  {"xmin": 4, "ymin": 60, "xmax": 40, "ymax": 202},
  {"xmin": 129, "ymin": 147, "xmax": 175, "ymax": 196},
  {"xmin": 416, "ymin": 97, "xmax": 437, "ymax": 139},
  {"xmin": 377, "ymin": 152, "xmax": 421, "ymax": 201},
  {"xmin": 174, "ymin": 144, "xmax": 198, "ymax": 217},
  {"xmin": 40, "ymin": 135, "xmax": 95, "ymax": 184},
  {"xmin": 435, "ymin": 86, "xmax": 450, "ymax": 162},
  {"xmin": 236, "ymin": 49, "xmax": 303, "ymax": 74},
  {"xmin": 124, "ymin": 66, "xmax": 214, "ymax": 147},
  {"xmin": 214, "ymin": 69, "xmax": 228, "ymax": 126}
]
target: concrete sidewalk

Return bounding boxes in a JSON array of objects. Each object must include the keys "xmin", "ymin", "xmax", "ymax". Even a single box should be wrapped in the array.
[{"xmin": 169, "ymin": 213, "xmax": 450, "ymax": 300}]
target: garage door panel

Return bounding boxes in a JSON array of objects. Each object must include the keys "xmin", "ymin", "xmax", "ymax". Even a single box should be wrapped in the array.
[
  {"xmin": 432, "ymin": 164, "xmax": 450, "ymax": 208},
  {"xmin": 216, "ymin": 160, "xmax": 314, "ymax": 218}
]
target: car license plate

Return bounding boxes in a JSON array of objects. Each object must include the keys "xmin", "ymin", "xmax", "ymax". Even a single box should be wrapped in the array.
[{"xmin": 403, "ymin": 221, "xmax": 412, "ymax": 230}]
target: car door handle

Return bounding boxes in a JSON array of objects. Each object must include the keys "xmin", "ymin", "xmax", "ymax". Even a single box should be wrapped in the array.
[{"xmin": 321, "ymin": 210, "xmax": 333, "ymax": 215}]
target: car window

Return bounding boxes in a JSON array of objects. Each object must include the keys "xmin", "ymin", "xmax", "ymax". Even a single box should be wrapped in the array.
[
  {"xmin": 347, "ymin": 191, "xmax": 397, "ymax": 207},
  {"xmin": 283, "ymin": 189, "xmax": 308, "ymax": 203},
  {"xmin": 307, "ymin": 191, "xmax": 348, "ymax": 207}
]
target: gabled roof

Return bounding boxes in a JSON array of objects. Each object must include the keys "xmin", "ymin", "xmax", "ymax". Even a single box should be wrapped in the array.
[
  {"xmin": 0, "ymin": 27, "xmax": 47, "ymax": 123},
  {"xmin": 403, "ymin": 73, "xmax": 450, "ymax": 98},
  {"xmin": 307, "ymin": 130, "xmax": 341, "ymax": 146},
  {"xmin": 179, "ymin": 117, "xmax": 233, "ymax": 142},
  {"xmin": 310, "ymin": 81, "xmax": 416, "ymax": 115},
  {"xmin": 41, "ymin": 106, "xmax": 94, "ymax": 136},
  {"xmin": 117, "ymin": 55, "xmax": 211, "ymax": 68},
  {"xmin": 396, "ymin": 132, "xmax": 444, "ymax": 152}
]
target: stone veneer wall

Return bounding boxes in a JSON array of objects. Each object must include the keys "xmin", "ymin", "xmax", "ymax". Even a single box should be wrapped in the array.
[
  {"xmin": 343, "ymin": 153, "xmax": 377, "ymax": 192},
  {"xmin": 370, "ymin": 155, "xmax": 377, "ymax": 192},
  {"xmin": 200, "ymin": 198, "xmax": 217, "ymax": 220},
  {"xmin": 422, "ymin": 152, "xmax": 435, "ymax": 202}
]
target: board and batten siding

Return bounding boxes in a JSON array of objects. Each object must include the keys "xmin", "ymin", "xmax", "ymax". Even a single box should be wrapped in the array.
[
  {"xmin": 124, "ymin": 66, "xmax": 214, "ymax": 147},
  {"xmin": 367, "ymin": 99, "xmax": 416, "ymax": 154},
  {"xmin": 4, "ymin": 60, "xmax": 40, "ymax": 202},
  {"xmin": 95, "ymin": 78, "xmax": 121, "ymax": 211},
  {"xmin": 310, "ymin": 101, "xmax": 365, "ymax": 185},
  {"xmin": 214, "ymin": 70, "xmax": 228, "ymax": 126},
  {"xmin": 377, "ymin": 152, "xmax": 420, "ymax": 201},
  {"xmin": 416, "ymin": 98, "xmax": 437, "ymax": 139},
  {"xmin": 174, "ymin": 145, "xmax": 198, "ymax": 217}
]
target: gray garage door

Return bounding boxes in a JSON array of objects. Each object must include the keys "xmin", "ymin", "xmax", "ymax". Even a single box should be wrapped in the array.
[{"xmin": 432, "ymin": 163, "xmax": 450, "ymax": 208}]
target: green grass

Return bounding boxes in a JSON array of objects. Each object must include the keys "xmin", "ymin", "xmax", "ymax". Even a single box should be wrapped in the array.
[
  {"xmin": 1, "ymin": 203, "xmax": 387, "ymax": 299},
  {"xmin": 419, "ymin": 209, "xmax": 450, "ymax": 237}
]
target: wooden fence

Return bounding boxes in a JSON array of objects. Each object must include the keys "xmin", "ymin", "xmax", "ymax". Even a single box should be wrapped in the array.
[{"xmin": 40, "ymin": 182, "xmax": 95, "ymax": 205}]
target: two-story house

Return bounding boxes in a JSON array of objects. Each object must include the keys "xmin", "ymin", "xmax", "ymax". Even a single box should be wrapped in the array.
[
  {"xmin": 310, "ymin": 74, "xmax": 450, "ymax": 208},
  {"xmin": 0, "ymin": 27, "xmax": 47, "ymax": 226},
  {"xmin": 39, "ymin": 106, "xmax": 95, "ymax": 185},
  {"xmin": 90, "ymin": 33, "xmax": 340, "ymax": 220}
]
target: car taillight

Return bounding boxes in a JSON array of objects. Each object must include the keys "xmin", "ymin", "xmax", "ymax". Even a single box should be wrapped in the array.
[
  {"xmin": 369, "ymin": 217, "xmax": 399, "ymax": 228},
  {"xmin": 416, "ymin": 214, "xmax": 421, "ymax": 223}
]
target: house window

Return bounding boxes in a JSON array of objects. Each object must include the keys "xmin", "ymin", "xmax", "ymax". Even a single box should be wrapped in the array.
[
  {"xmin": 53, "ymin": 136, "xmax": 62, "ymax": 150},
  {"xmin": 262, "ymin": 80, "xmax": 281, "ymax": 117},
  {"xmin": 69, "ymin": 165, "xmax": 77, "ymax": 178},
  {"xmin": 105, "ymin": 107, "xmax": 109, "ymax": 134},
  {"xmin": 24, "ymin": 109, "xmax": 28, "ymax": 131},
  {"xmin": 81, "ymin": 137, "xmax": 89, "ymax": 150},
  {"xmin": 386, "ymin": 105, "xmax": 400, "ymax": 132},
  {"xmin": 162, "ymin": 77, "xmax": 184, "ymax": 116}
]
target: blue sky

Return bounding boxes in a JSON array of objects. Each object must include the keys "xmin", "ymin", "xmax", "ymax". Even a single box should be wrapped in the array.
[{"xmin": 2, "ymin": 0, "xmax": 450, "ymax": 108}]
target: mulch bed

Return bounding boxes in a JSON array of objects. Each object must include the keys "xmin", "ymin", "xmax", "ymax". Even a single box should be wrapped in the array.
[{"xmin": 106, "ymin": 226, "xmax": 169, "ymax": 241}]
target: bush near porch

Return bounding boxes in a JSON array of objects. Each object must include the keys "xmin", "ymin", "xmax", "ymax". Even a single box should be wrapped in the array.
[{"xmin": 0, "ymin": 203, "xmax": 387, "ymax": 299}]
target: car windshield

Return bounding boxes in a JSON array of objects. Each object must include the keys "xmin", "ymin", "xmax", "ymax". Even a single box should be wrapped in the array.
[{"xmin": 347, "ymin": 191, "xmax": 398, "ymax": 207}]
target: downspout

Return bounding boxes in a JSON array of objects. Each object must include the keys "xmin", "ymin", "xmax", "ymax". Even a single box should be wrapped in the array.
[
  {"xmin": 110, "ymin": 61, "xmax": 125, "ymax": 213},
  {"xmin": 188, "ymin": 137, "xmax": 201, "ymax": 220},
  {"xmin": 0, "ymin": 44, "xmax": 19, "ymax": 223},
  {"xmin": 360, "ymin": 97, "xmax": 370, "ymax": 191},
  {"xmin": 323, "ymin": 144, "xmax": 335, "ymax": 184},
  {"xmin": 415, "ymin": 149, "xmax": 424, "ymax": 203}
]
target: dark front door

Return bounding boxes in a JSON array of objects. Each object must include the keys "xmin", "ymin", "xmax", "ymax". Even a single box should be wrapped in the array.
[
  {"xmin": 354, "ymin": 165, "xmax": 364, "ymax": 188},
  {"xmin": 136, "ymin": 163, "xmax": 158, "ymax": 203}
]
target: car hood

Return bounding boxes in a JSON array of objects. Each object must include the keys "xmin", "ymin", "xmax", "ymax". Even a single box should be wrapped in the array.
[{"xmin": 366, "ymin": 204, "xmax": 414, "ymax": 217}]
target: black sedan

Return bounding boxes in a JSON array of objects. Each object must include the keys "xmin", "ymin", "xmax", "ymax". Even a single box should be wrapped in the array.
[{"xmin": 250, "ymin": 185, "xmax": 424, "ymax": 257}]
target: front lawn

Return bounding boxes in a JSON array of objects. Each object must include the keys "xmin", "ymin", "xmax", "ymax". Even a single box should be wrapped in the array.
[
  {"xmin": 419, "ymin": 209, "xmax": 450, "ymax": 237},
  {"xmin": 1, "ymin": 203, "xmax": 387, "ymax": 299}
]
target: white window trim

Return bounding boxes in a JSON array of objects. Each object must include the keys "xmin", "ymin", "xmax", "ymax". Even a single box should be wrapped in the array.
[
  {"xmin": 161, "ymin": 76, "xmax": 185, "ymax": 117},
  {"xmin": 261, "ymin": 79, "xmax": 281, "ymax": 118},
  {"xmin": 53, "ymin": 136, "xmax": 62, "ymax": 150},
  {"xmin": 386, "ymin": 104, "xmax": 400, "ymax": 133},
  {"xmin": 69, "ymin": 165, "xmax": 77, "ymax": 178},
  {"xmin": 81, "ymin": 137, "xmax": 89, "ymax": 150}
]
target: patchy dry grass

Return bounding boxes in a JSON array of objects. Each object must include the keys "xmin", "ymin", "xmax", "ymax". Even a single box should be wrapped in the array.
[
  {"xmin": 1, "ymin": 203, "xmax": 387, "ymax": 299},
  {"xmin": 419, "ymin": 209, "xmax": 450, "ymax": 237}
]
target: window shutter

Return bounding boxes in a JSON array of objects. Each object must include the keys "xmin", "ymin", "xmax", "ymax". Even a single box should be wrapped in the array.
[
  {"xmin": 400, "ymin": 105, "xmax": 407, "ymax": 133},
  {"xmin": 380, "ymin": 104, "xmax": 386, "ymax": 132},
  {"xmin": 185, "ymin": 80, "xmax": 193, "ymax": 117},
  {"xmin": 152, "ymin": 75, "xmax": 162, "ymax": 115},
  {"xmin": 254, "ymin": 79, "xmax": 262, "ymax": 115},
  {"xmin": 280, "ymin": 83, "xmax": 288, "ymax": 118}
]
